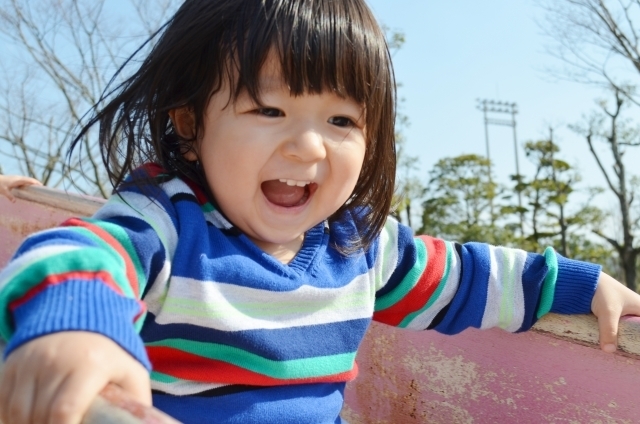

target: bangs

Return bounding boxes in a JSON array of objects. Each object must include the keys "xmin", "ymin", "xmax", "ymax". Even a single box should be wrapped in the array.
[
  {"xmin": 86, "ymin": 0, "xmax": 397, "ymax": 254},
  {"xmin": 230, "ymin": 0, "xmax": 391, "ymax": 111}
]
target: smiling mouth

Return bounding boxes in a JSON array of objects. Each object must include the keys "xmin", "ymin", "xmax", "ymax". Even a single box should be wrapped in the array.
[{"xmin": 261, "ymin": 179, "xmax": 317, "ymax": 207}]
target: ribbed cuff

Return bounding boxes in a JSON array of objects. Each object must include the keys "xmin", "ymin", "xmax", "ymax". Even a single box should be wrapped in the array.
[
  {"xmin": 4, "ymin": 280, "xmax": 151, "ymax": 370},
  {"xmin": 551, "ymin": 255, "xmax": 601, "ymax": 315}
]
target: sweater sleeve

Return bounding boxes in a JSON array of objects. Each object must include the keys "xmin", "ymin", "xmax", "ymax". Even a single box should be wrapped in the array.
[
  {"xmin": 372, "ymin": 217, "xmax": 601, "ymax": 334},
  {"xmin": 0, "ymin": 166, "xmax": 177, "ymax": 369}
]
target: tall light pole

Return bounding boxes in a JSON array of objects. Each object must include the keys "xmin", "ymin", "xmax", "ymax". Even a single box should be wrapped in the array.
[{"xmin": 476, "ymin": 99, "xmax": 523, "ymax": 234}]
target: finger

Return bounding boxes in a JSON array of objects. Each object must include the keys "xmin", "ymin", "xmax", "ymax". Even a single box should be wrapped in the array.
[
  {"xmin": 47, "ymin": 370, "xmax": 107, "ymax": 424},
  {"xmin": 0, "ymin": 363, "xmax": 17, "ymax": 424},
  {"xmin": 8, "ymin": 177, "xmax": 42, "ymax": 189},
  {"xmin": 0, "ymin": 189, "xmax": 14, "ymax": 202},
  {"xmin": 6, "ymin": 361, "xmax": 38, "ymax": 424},
  {"xmin": 597, "ymin": 307, "xmax": 620, "ymax": 352},
  {"xmin": 114, "ymin": 362, "xmax": 152, "ymax": 407},
  {"xmin": 31, "ymin": 367, "xmax": 69, "ymax": 424}
]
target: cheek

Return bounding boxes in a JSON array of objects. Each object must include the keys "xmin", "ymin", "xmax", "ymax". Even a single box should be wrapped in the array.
[{"xmin": 336, "ymin": 147, "xmax": 366, "ymax": 195}]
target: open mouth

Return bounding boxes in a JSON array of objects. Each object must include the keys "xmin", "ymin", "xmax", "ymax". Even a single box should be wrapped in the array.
[{"xmin": 261, "ymin": 179, "xmax": 317, "ymax": 208}]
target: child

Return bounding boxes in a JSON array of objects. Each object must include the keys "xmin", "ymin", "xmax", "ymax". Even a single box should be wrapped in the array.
[
  {"xmin": 0, "ymin": 175, "xmax": 42, "ymax": 203},
  {"xmin": 0, "ymin": 0, "xmax": 638, "ymax": 423}
]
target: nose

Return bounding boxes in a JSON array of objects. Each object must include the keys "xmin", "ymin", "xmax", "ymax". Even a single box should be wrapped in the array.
[{"xmin": 282, "ymin": 125, "xmax": 327, "ymax": 163}]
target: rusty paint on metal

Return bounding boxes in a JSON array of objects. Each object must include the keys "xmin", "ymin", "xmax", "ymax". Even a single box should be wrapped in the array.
[{"xmin": 344, "ymin": 322, "xmax": 640, "ymax": 423}]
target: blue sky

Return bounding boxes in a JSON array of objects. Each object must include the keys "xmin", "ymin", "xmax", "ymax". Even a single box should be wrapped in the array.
[
  {"xmin": 366, "ymin": 0, "xmax": 618, "ymax": 190},
  {"xmin": 6, "ymin": 0, "xmax": 629, "ymax": 198}
]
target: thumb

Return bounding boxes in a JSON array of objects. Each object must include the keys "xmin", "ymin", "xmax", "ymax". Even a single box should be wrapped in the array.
[{"xmin": 596, "ymin": 308, "xmax": 619, "ymax": 353}]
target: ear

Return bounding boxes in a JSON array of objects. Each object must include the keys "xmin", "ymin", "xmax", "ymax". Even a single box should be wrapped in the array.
[{"xmin": 169, "ymin": 107, "xmax": 198, "ymax": 161}]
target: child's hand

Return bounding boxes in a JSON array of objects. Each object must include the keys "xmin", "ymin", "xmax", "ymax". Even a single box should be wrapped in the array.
[
  {"xmin": 0, "ymin": 175, "xmax": 42, "ymax": 202},
  {"xmin": 0, "ymin": 331, "xmax": 151, "ymax": 424},
  {"xmin": 591, "ymin": 272, "xmax": 640, "ymax": 353}
]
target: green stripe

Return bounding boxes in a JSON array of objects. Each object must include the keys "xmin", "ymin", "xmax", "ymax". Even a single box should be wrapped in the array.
[
  {"xmin": 375, "ymin": 237, "xmax": 427, "ymax": 312},
  {"xmin": 161, "ymin": 290, "xmax": 371, "ymax": 319},
  {"xmin": 0, "ymin": 243, "xmax": 132, "ymax": 340},
  {"xmin": 84, "ymin": 218, "xmax": 147, "ymax": 295},
  {"xmin": 147, "ymin": 339, "xmax": 356, "ymax": 379},
  {"xmin": 536, "ymin": 247, "xmax": 557, "ymax": 319},
  {"xmin": 63, "ymin": 227, "xmax": 137, "ymax": 298},
  {"xmin": 151, "ymin": 370, "xmax": 180, "ymax": 384},
  {"xmin": 498, "ymin": 249, "xmax": 516, "ymax": 328},
  {"xmin": 201, "ymin": 202, "xmax": 215, "ymax": 213},
  {"xmin": 398, "ymin": 241, "xmax": 453, "ymax": 328}
]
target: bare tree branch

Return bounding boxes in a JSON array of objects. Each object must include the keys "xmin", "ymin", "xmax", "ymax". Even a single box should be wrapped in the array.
[{"xmin": 0, "ymin": 0, "xmax": 181, "ymax": 197}]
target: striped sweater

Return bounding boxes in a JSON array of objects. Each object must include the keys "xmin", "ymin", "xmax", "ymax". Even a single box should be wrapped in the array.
[{"xmin": 0, "ymin": 165, "xmax": 601, "ymax": 423}]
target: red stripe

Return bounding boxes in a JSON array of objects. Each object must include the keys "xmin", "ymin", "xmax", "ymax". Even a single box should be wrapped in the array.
[
  {"xmin": 181, "ymin": 178, "xmax": 209, "ymax": 206},
  {"xmin": 373, "ymin": 236, "xmax": 447, "ymax": 326},
  {"xmin": 61, "ymin": 218, "xmax": 139, "ymax": 297},
  {"xmin": 9, "ymin": 269, "xmax": 147, "ymax": 319},
  {"xmin": 140, "ymin": 163, "xmax": 164, "ymax": 178},
  {"xmin": 147, "ymin": 346, "xmax": 358, "ymax": 386},
  {"xmin": 9, "ymin": 270, "xmax": 123, "ymax": 311},
  {"xmin": 141, "ymin": 162, "xmax": 209, "ymax": 206}
]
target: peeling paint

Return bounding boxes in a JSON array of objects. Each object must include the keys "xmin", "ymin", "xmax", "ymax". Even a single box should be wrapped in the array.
[{"xmin": 344, "ymin": 322, "xmax": 640, "ymax": 423}]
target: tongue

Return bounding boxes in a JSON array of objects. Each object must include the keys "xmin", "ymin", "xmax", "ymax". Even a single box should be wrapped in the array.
[{"xmin": 262, "ymin": 180, "xmax": 306, "ymax": 207}]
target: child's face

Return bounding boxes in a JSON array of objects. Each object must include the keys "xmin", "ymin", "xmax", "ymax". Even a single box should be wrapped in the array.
[{"xmin": 184, "ymin": 55, "xmax": 367, "ymax": 258}]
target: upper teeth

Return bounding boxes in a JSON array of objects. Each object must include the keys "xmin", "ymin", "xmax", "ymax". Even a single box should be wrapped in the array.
[{"xmin": 279, "ymin": 179, "xmax": 310, "ymax": 187}]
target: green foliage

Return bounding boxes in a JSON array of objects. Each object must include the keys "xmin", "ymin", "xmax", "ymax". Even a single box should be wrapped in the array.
[
  {"xmin": 418, "ymin": 154, "xmax": 515, "ymax": 245},
  {"xmin": 516, "ymin": 139, "xmax": 613, "ymax": 261},
  {"xmin": 418, "ymin": 146, "xmax": 616, "ymax": 270}
]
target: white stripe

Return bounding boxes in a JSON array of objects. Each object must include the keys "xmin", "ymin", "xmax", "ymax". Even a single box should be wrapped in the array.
[
  {"xmin": 203, "ymin": 209, "xmax": 233, "ymax": 230},
  {"xmin": 94, "ymin": 191, "xmax": 178, "ymax": 259},
  {"xmin": 151, "ymin": 274, "xmax": 376, "ymax": 331},
  {"xmin": 151, "ymin": 378, "xmax": 229, "ymax": 396},
  {"xmin": 481, "ymin": 246, "xmax": 527, "ymax": 332},
  {"xmin": 372, "ymin": 218, "xmax": 399, "ymax": 292},
  {"xmin": 160, "ymin": 178, "xmax": 232, "ymax": 229},
  {"xmin": 143, "ymin": 260, "xmax": 172, "ymax": 311},
  {"xmin": 404, "ymin": 242, "xmax": 461, "ymax": 330},
  {"xmin": 158, "ymin": 177, "xmax": 192, "ymax": 198},
  {"xmin": 504, "ymin": 248, "xmax": 526, "ymax": 332},
  {"xmin": 0, "ymin": 244, "xmax": 82, "ymax": 290},
  {"xmin": 480, "ymin": 245, "xmax": 502, "ymax": 329}
]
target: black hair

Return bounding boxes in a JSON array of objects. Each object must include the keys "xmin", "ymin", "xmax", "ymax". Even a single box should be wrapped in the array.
[{"xmin": 70, "ymin": 0, "xmax": 397, "ymax": 253}]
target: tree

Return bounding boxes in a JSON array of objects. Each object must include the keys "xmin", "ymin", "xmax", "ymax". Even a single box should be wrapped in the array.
[
  {"xmin": 539, "ymin": 0, "xmax": 640, "ymax": 290},
  {"xmin": 571, "ymin": 87, "xmax": 640, "ymax": 290},
  {"xmin": 419, "ymin": 154, "xmax": 514, "ymax": 245},
  {"xmin": 537, "ymin": 0, "xmax": 640, "ymax": 104},
  {"xmin": 0, "ymin": 0, "xmax": 180, "ymax": 197},
  {"xmin": 518, "ymin": 136, "xmax": 614, "ymax": 268}
]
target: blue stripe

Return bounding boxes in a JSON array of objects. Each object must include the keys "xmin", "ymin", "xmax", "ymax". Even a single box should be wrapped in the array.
[
  {"xmin": 516, "ymin": 253, "xmax": 547, "ymax": 332},
  {"xmin": 153, "ymin": 382, "xmax": 346, "ymax": 424},
  {"xmin": 7, "ymin": 281, "xmax": 150, "ymax": 369},
  {"xmin": 171, "ymin": 221, "xmax": 370, "ymax": 291},
  {"xmin": 140, "ymin": 313, "xmax": 371, "ymax": 361},
  {"xmin": 433, "ymin": 242, "xmax": 490, "ymax": 335},
  {"xmin": 100, "ymin": 215, "xmax": 167, "ymax": 298}
]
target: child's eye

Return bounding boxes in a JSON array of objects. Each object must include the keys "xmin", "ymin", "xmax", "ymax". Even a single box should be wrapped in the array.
[
  {"xmin": 328, "ymin": 116, "xmax": 355, "ymax": 128},
  {"xmin": 256, "ymin": 108, "xmax": 284, "ymax": 117}
]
